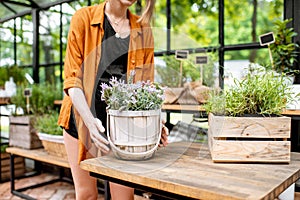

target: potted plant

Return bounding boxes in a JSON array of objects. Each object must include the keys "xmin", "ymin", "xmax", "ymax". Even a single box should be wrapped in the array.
[
  {"xmin": 269, "ymin": 18, "xmax": 299, "ymax": 81},
  {"xmin": 101, "ymin": 71, "xmax": 165, "ymax": 160},
  {"xmin": 34, "ymin": 112, "xmax": 66, "ymax": 159},
  {"xmin": 203, "ymin": 65, "xmax": 294, "ymax": 163},
  {"xmin": 9, "ymin": 83, "xmax": 62, "ymax": 149}
]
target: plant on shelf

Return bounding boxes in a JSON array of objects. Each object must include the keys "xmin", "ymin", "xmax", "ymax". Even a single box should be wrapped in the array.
[
  {"xmin": 9, "ymin": 83, "xmax": 62, "ymax": 149},
  {"xmin": 10, "ymin": 83, "xmax": 62, "ymax": 115},
  {"xmin": 204, "ymin": 65, "xmax": 295, "ymax": 163},
  {"xmin": 34, "ymin": 112, "xmax": 66, "ymax": 158},
  {"xmin": 269, "ymin": 18, "xmax": 299, "ymax": 77},
  {"xmin": 34, "ymin": 112, "xmax": 62, "ymax": 136}
]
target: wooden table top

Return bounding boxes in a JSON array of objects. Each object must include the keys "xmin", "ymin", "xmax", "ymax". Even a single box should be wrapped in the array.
[
  {"xmin": 162, "ymin": 104, "xmax": 205, "ymax": 112},
  {"xmin": 6, "ymin": 147, "xmax": 69, "ymax": 168},
  {"xmin": 80, "ymin": 142, "xmax": 300, "ymax": 200}
]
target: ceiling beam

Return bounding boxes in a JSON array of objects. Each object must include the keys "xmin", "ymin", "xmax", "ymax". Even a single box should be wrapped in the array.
[
  {"xmin": 2, "ymin": 0, "xmax": 32, "ymax": 7},
  {"xmin": 0, "ymin": 0, "xmax": 76, "ymax": 23},
  {"xmin": 1, "ymin": 1, "xmax": 17, "ymax": 14}
]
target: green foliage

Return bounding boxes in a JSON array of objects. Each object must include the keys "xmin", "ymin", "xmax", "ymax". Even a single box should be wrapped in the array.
[
  {"xmin": 34, "ymin": 112, "xmax": 62, "ymax": 135},
  {"xmin": 156, "ymin": 53, "xmax": 216, "ymax": 87},
  {"xmin": 0, "ymin": 66, "xmax": 26, "ymax": 86},
  {"xmin": 10, "ymin": 83, "xmax": 62, "ymax": 115},
  {"xmin": 204, "ymin": 66, "xmax": 294, "ymax": 116},
  {"xmin": 0, "ymin": 142, "xmax": 8, "ymax": 153},
  {"xmin": 269, "ymin": 18, "xmax": 299, "ymax": 75}
]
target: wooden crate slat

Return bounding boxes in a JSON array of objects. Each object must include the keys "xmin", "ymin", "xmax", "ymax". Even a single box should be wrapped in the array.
[
  {"xmin": 208, "ymin": 113, "xmax": 291, "ymax": 163},
  {"xmin": 9, "ymin": 116, "xmax": 42, "ymax": 149},
  {"xmin": 209, "ymin": 114, "xmax": 291, "ymax": 138},
  {"xmin": 210, "ymin": 139, "xmax": 291, "ymax": 163}
]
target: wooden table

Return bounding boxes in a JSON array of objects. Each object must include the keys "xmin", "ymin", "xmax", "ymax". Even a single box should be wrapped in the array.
[
  {"xmin": 80, "ymin": 142, "xmax": 300, "ymax": 200},
  {"xmin": 282, "ymin": 109, "xmax": 300, "ymax": 152},
  {"xmin": 162, "ymin": 104, "xmax": 206, "ymax": 123},
  {"xmin": 6, "ymin": 147, "xmax": 71, "ymax": 200}
]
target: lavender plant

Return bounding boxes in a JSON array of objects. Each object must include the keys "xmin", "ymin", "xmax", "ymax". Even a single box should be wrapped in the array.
[{"xmin": 101, "ymin": 71, "xmax": 165, "ymax": 111}]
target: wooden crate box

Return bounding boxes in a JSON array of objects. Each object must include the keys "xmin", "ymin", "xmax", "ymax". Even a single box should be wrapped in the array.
[
  {"xmin": 9, "ymin": 116, "xmax": 42, "ymax": 149},
  {"xmin": 1, "ymin": 152, "xmax": 25, "ymax": 181},
  {"xmin": 208, "ymin": 113, "xmax": 291, "ymax": 163}
]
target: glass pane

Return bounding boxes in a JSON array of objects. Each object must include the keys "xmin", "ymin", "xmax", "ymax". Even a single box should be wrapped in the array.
[
  {"xmin": 16, "ymin": 16, "xmax": 33, "ymax": 66},
  {"xmin": 0, "ymin": 21, "xmax": 15, "ymax": 66},
  {"xmin": 151, "ymin": 0, "xmax": 166, "ymax": 52},
  {"xmin": 155, "ymin": 52, "xmax": 218, "ymax": 88},
  {"xmin": 34, "ymin": 0, "xmax": 63, "ymax": 6},
  {"xmin": 224, "ymin": 48, "xmax": 270, "ymax": 87},
  {"xmin": 224, "ymin": 0, "xmax": 283, "ymax": 45},
  {"xmin": 39, "ymin": 9, "xmax": 62, "ymax": 64},
  {"xmin": 169, "ymin": 1, "xmax": 219, "ymax": 50},
  {"xmin": 0, "ymin": 2, "xmax": 31, "ymax": 21}
]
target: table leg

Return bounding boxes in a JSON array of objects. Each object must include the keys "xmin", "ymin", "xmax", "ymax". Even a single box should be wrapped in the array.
[
  {"xmin": 166, "ymin": 111, "xmax": 171, "ymax": 124},
  {"xmin": 104, "ymin": 181, "xmax": 111, "ymax": 200},
  {"xmin": 10, "ymin": 154, "xmax": 15, "ymax": 192}
]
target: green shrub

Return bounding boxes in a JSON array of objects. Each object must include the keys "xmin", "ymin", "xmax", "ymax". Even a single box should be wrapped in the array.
[
  {"xmin": 204, "ymin": 66, "xmax": 295, "ymax": 116},
  {"xmin": 34, "ymin": 112, "xmax": 62, "ymax": 135},
  {"xmin": 10, "ymin": 83, "xmax": 62, "ymax": 115}
]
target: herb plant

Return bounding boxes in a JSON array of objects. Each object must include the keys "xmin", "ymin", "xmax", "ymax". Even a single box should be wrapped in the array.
[
  {"xmin": 204, "ymin": 66, "xmax": 295, "ymax": 116},
  {"xmin": 101, "ymin": 71, "xmax": 165, "ymax": 111},
  {"xmin": 34, "ymin": 112, "xmax": 62, "ymax": 135}
]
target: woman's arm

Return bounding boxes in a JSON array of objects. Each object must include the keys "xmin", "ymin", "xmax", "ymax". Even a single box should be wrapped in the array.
[{"xmin": 68, "ymin": 87, "xmax": 109, "ymax": 153}]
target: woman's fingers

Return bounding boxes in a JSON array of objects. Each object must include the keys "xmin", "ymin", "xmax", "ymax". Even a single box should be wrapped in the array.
[
  {"xmin": 159, "ymin": 124, "xmax": 169, "ymax": 147},
  {"xmin": 96, "ymin": 118, "xmax": 106, "ymax": 133},
  {"xmin": 90, "ymin": 132, "xmax": 110, "ymax": 152},
  {"xmin": 89, "ymin": 118, "xmax": 109, "ymax": 152}
]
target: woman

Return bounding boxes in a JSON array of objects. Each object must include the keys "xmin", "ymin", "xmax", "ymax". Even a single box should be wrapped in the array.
[{"xmin": 58, "ymin": 0, "xmax": 168, "ymax": 199}]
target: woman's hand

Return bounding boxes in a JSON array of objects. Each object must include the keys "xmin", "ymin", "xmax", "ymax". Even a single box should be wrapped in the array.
[
  {"xmin": 159, "ymin": 120, "xmax": 169, "ymax": 147},
  {"xmin": 85, "ymin": 118, "xmax": 110, "ymax": 153}
]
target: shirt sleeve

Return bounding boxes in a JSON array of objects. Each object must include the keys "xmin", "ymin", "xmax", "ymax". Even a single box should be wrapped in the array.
[{"xmin": 63, "ymin": 10, "xmax": 86, "ymax": 95}]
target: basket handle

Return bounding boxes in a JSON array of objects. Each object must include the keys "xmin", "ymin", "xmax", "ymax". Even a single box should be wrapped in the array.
[{"xmin": 106, "ymin": 112, "xmax": 162, "ymax": 157}]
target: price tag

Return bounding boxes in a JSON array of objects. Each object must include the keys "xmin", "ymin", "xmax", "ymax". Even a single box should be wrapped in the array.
[
  {"xmin": 259, "ymin": 32, "xmax": 275, "ymax": 46},
  {"xmin": 23, "ymin": 88, "xmax": 32, "ymax": 97},
  {"xmin": 196, "ymin": 56, "xmax": 208, "ymax": 64},
  {"xmin": 175, "ymin": 50, "xmax": 189, "ymax": 60}
]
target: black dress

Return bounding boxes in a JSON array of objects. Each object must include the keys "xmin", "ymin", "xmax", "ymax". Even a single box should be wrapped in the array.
[{"xmin": 65, "ymin": 14, "xmax": 130, "ymax": 139}]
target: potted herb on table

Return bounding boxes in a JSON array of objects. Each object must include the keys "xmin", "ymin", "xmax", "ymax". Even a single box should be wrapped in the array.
[
  {"xmin": 101, "ymin": 72, "xmax": 165, "ymax": 160},
  {"xmin": 203, "ymin": 66, "xmax": 294, "ymax": 163}
]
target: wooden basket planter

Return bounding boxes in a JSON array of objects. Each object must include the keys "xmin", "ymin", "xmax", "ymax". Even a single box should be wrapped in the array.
[
  {"xmin": 1, "ymin": 152, "xmax": 25, "ymax": 181},
  {"xmin": 37, "ymin": 133, "xmax": 67, "ymax": 159},
  {"xmin": 107, "ymin": 109, "xmax": 162, "ymax": 161},
  {"xmin": 9, "ymin": 116, "xmax": 42, "ymax": 149},
  {"xmin": 208, "ymin": 113, "xmax": 291, "ymax": 163}
]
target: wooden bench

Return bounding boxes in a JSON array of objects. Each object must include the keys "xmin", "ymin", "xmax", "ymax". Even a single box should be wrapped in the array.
[{"xmin": 6, "ymin": 147, "xmax": 71, "ymax": 200}]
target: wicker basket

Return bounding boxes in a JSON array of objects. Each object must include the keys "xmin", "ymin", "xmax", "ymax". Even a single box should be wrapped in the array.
[{"xmin": 37, "ymin": 133, "xmax": 67, "ymax": 159}]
